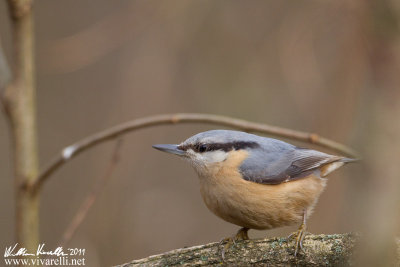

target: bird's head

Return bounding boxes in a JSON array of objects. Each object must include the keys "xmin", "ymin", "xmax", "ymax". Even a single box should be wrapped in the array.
[{"xmin": 152, "ymin": 130, "xmax": 261, "ymax": 174}]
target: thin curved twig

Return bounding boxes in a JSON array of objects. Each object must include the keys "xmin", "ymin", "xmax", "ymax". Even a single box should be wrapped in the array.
[
  {"xmin": 59, "ymin": 139, "xmax": 123, "ymax": 247},
  {"xmin": 31, "ymin": 113, "xmax": 358, "ymax": 191}
]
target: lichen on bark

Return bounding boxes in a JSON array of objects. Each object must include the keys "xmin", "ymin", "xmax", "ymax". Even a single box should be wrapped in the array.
[{"xmin": 116, "ymin": 233, "xmax": 357, "ymax": 267}]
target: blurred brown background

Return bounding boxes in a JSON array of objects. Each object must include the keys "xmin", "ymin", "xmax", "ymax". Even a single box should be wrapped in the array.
[{"xmin": 1, "ymin": 1, "xmax": 399, "ymax": 266}]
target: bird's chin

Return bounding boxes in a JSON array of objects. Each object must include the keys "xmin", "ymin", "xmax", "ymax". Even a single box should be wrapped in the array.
[
  {"xmin": 182, "ymin": 158, "xmax": 202, "ymax": 171},
  {"xmin": 180, "ymin": 156, "xmax": 199, "ymax": 168},
  {"xmin": 188, "ymin": 161, "xmax": 219, "ymax": 178}
]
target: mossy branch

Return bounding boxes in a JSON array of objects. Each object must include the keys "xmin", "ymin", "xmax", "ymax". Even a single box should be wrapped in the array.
[{"xmin": 115, "ymin": 233, "xmax": 357, "ymax": 267}]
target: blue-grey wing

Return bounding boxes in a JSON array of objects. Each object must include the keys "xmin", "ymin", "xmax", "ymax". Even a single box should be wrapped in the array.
[{"xmin": 239, "ymin": 146, "xmax": 342, "ymax": 185}]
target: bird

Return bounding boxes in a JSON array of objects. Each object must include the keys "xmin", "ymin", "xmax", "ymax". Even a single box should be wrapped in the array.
[{"xmin": 152, "ymin": 129, "xmax": 356, "ymax": 257}]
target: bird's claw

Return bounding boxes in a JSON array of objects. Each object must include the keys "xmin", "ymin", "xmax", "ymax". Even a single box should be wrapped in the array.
[
  {"xmin": 219, "ymin": 237, "xmax": 234, "ymax": 260},
  {"xmin": 218, "ymin": 227, "xmax": 249, "ymax": 260},
  {"xmin": 288, "ymin": 223, "xmax": 307, "ymax": 256}
]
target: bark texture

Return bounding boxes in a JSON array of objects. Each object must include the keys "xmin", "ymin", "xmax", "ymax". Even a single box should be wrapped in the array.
[{"xmin": 116, "ymin": 233, "xmax": 356, "ymax": 267}]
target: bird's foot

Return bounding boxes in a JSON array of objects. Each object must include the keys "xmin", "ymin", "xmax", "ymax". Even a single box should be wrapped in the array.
[
  {"xmin": 288, "ymin": 223, "xmax": 308, "ymax": 256},
  {"xmin": 219, "ymin": 227, "xmax": 249, "ymax": 260}
]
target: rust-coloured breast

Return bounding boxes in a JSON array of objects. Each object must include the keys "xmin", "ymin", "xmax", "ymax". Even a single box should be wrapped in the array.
[{"xmin": 199, "ymin": 150, "xmax": 327, "ymax": 230}]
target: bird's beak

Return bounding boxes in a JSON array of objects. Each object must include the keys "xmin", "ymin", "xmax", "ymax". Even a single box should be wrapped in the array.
[{"xmin": 152, "ymin": 144, "xmax": 185, "ymax": 156}]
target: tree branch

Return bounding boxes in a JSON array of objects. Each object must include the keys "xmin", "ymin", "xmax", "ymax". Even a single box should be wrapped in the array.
[
  {"xmin": 3, "ymin": 0, "xmax": 39, "ymax": 254},
  {"xmin": 31, "ymin": 113, "xmax": 358, "ymax": 192},
  {"xmin": 115, "ymin": 233, "xmax": 357, "ymax": 267},
  {"xmin": 59, "ymin": 139, "xmax": 123, "ymax": 247}
]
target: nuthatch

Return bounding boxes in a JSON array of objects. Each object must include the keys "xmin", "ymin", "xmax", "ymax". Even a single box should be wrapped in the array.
[{"xmin": 153, "ymin": 130, "xmax": 356, "ymax": 256}]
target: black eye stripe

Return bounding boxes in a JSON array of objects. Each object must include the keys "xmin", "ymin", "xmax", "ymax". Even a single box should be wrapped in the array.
[{"xmin": 178, "ymin": 141, "xmax": 259, "ymax": 153}]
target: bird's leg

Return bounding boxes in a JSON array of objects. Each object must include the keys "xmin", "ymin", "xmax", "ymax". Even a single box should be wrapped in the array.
[
  {"xmin": 219, "ymin": 227, "xmax": 249, "ymax": 259},
  {"xmin": 288, "ymin": 209, "xmax": 308, "ymax": 256},
  {"xmin": 235, "ymin": 227, "xmax": 249, "ymax": 240}
]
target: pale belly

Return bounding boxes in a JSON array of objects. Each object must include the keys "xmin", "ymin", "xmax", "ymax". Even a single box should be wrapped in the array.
[{"xmin": 199, "ymin": 175, "xmax": 326, "ymax": 230}]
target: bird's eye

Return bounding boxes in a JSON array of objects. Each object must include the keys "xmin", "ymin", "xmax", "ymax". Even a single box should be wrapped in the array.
[{"xmin": 199, "ymin": 144, "xmax": 207, "ymax": 153}]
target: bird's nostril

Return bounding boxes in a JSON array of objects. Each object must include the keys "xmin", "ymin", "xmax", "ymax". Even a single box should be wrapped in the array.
[{"xmin": 178, "ymin": 144, "xmax": 187, "ymax": 151}]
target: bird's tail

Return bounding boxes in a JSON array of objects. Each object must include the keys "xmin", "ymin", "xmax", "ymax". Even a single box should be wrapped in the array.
[
  {"xmin": 320, "ymin": 157, "xmax": 359, "ymax": 177},
  {"xmin": 339, "ymin": 157, "xmax": 360, "ymax": 163}
]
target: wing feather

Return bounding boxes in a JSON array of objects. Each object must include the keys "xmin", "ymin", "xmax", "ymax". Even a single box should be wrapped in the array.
[{"xmin": 239, "ymin": 147, "xmax": 343, "ymax": 185}]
